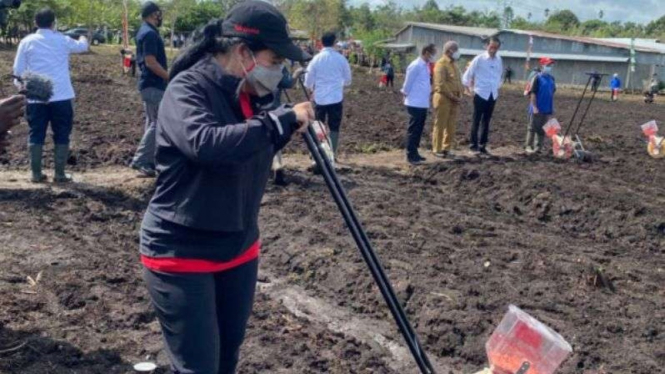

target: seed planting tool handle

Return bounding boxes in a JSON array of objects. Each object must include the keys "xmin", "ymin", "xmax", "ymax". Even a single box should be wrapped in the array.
[
  {"xmin": 295, "ymin": 76, "xmax": 437, "ymax": 374},
  {"xmin": 562, "ymin": 75, "xmax": 592, "ymax": 140},
  {"xmin": 574, "ymin": 73, "xmax": 606, "ymax": 136}
]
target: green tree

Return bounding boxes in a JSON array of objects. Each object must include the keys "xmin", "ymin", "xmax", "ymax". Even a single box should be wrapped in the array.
[{"xmin": 545, "ymin": 10, "xmax": 580, "ymax": 31}]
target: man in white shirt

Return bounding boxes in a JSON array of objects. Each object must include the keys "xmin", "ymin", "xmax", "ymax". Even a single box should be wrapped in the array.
[
  {"xmin": 13, "ymin": 8, "xmax": 88, "ymax": 183},
  {"xmin": 304, "ymin": 31, "xmax": 352, "ymax": 156},
  {"xmin": 462, "ymin": 36, "xmax": 503, "ymax": 155},
  {"xmin": 401, "ymin": 43, "xmax": 436, "ymax": 165}
]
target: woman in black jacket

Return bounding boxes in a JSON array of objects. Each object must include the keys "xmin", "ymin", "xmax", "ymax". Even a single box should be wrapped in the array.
[{"xmin": 139, "ymin": 2, "xmax": 314, "ymax": 373}]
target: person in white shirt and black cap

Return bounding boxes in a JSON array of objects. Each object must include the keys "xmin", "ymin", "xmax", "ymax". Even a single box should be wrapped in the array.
[
  {"xmin": 13, "ymin": 8, "xmax": 88, "ymax": 183},
  {"xmin": 138, "ymin": 2, "xmax": 314, "ymax": 373},
  {"xmin": 463, "ymin": 36, "xmax": 503, "ymax": 155},
  {"xmin": 304, "ymin": 31, "xmax": 352, "ymax": 157}
]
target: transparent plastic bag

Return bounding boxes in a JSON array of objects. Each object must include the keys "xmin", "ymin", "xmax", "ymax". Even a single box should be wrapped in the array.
[
  {"xmin": 641, "ymin": 120, "xmax": 658, "ymax": 137},
  {"xmin": 311, "ymin": 121, "xmax": 335, "ymax": 167},
  {"xmin": 543, "ymin": 118, "xmax": 561, "ymax": 138},
  {"xmin": 486, "ymin": 305, "xmax": 572, "ymax": 374}
]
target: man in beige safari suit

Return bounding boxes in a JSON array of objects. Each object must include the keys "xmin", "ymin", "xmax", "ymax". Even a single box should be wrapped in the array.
[{"xmin": 432, "ymin": 41, "xmax": 463, "ymax": 158}]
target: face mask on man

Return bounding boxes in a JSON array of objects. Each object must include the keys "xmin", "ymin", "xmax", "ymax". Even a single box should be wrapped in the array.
[
  {"xmin": 239, "ymin": 51, "xmax": 284, "ymax": 97},
  {"xmin": 452, "ymin": 51, "xmax": 461, "ymax": 60},
  {"xmin": 543, "ymin": 65, "xmax": 553, "ymax": 74}
]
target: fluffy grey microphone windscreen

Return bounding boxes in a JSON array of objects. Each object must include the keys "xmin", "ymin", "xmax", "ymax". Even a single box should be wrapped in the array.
[{"xmin": 14, "ymin": 72, "xmax": 54, "ymax": 102}]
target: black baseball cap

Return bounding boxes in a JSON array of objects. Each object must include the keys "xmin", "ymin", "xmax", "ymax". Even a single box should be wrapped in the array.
[
  {"xmin": 141, "ymin": 1, "xmax": 161, "ymax": 19},
  {"xmin": 222, "ymin": 1, "xmax": 311, "ymax": 62}
]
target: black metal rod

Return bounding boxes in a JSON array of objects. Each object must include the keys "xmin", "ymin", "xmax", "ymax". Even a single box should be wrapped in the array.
[
  {"xmin": 301, "ymin": 129, "xmax": 435, "ymax": 374},
  {"xmin": 295, "ymin": 76, "xmax": 436, "ymax": 373},
  {"xmin": 563, "ymin": 75, "xmax": 592, "ymax": 140},
  {"xmin": 574, "ymin": 76, "xmax": 604, "ymax": 136}
]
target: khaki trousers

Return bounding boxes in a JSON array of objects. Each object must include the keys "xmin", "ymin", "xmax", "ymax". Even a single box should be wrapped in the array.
[{"xmin": 432, "ymin": 96, "xmax": 460, "ymax": 152}]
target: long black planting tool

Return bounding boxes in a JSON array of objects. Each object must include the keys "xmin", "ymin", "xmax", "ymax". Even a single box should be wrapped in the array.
[
  {"xmin": 562, "ymin": 72, "xmax": 607, "ymax": 140},
  {"xmin": 290, "ymin": 75, "xmax": 436, "ymax": 374}
]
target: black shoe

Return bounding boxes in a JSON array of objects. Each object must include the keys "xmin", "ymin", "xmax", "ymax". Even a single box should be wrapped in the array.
[
  {"xmin": 433, "ymin": 151, "xmax": 447, "ymax": 158},
  {"xmin": 273, "ymin": 169, "xmax": 287, "ymax": 186},
  {"xmin": 131, "ymin": 164, "xmax": 157, "ymax": 178},
  {"xmin": 416, "ymin": 154, "xmax": 427, "ymax": 162},
  {"xmin": 307, "ymin": 164, "xmax": 322, "ymax": 175},
  {"xmin": 407, "ymin": 156, "xmax": 423, "ymax": 165},
  {"xmin": 479, "ymin": 148, "xmax": 490, "ymax": 155}
]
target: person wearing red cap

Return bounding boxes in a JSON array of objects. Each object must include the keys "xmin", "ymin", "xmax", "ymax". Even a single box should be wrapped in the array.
[
  {"xmin": 525, "ymin": 57, "xmax": 556, "ymax": 154},
  {"xmin": 139, "ymin": 1, "xmax": 315, "ymax": 372}
]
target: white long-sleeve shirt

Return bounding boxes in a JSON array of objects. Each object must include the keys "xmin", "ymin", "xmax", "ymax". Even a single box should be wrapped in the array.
[
  {"xmin": 462, "ymin": 52, "xmax": 503, "ymax": 101},
  {"xmin": 401, "ymin": 57, "xmax": 431, "ymax": 109},
  {"xmin": 13, "ymin": 28, "xmax": 89, "ymax": 103},
  {"xmin": 304, "ymin": 47, "xmax": 352, "ymax": 106}
]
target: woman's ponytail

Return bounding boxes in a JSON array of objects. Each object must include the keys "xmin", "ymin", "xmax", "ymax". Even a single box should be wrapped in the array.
[{"xmin": 168, "ymin": 18, "xmax": 267, "ymax": 81}]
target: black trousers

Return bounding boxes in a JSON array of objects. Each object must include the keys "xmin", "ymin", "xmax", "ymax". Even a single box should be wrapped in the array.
[
  {"xmin": 406, "ymin": 106, "xmax": 428, "ymax": 159},
  {"xmin": 386, "ymin": 75, "xmax": 394, "ymax": 87},
  {"xmin": 144, "ymin": 259, "xmax": 258, "ymax": 374},
  {"xmin": 26, "ymin": 100, "xmax": 74, "ymax": 145},
  {"xmin": 315, "ymin": 101, "xmax": 343, "ymax": 132},
  {"xmin": 470, "ymin": 94, "xmax": 497, "ymax": 151}
]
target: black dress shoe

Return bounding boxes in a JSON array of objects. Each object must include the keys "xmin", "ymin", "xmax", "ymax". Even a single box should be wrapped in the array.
[{"xmin": 273, "ymin": 169, "xmax": 288, "ymax": 186}]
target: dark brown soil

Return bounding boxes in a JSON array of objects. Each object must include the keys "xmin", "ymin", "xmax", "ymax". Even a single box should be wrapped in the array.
[{"xmin": 0, "ymin": 49, "xmax": 663, "ymax": 374}]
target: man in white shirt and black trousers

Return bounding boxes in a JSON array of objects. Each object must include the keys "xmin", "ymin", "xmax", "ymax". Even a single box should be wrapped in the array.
[
  {"xmin": 304, "ymin": 31, "xmax": 352, "ymax": 157},
  {"xmin": 401, "ymin": 43, "xmax": 436, "ymax": 165},
  {"xmin": 463, "ymin": 36, "xmax": 503, "ymax": 155},
  {"xmin": 13, "ymin": 8, "xmax": 89, "ymax": 183}
]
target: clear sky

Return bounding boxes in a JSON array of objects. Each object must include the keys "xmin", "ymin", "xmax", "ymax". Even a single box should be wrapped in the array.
[{"xmin": 351, "ymin": 0, "xmax": 665, "ymax": 25}]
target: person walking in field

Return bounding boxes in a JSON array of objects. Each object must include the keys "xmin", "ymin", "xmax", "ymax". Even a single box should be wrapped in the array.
[
  {"xmin": 139, "ymin": 2, "xmax": 314, "ymax": 373},
  {"xmin": 432, "ymin": 41, "xmax": 463, "ymax": 158},
  {"xmin": 525, "ymin": 57, "xmax": 556, "ymax": 154},
  {"xmin": 129, "ymin": 1, "xmax": 169, "ymax": 178},
  {"xmin": 304, "ymin": 31, "xmax": 352, "ymax": 157},
  {"xmin": 504, "ymin": 66, "xmax": 513, "ymax": 84},
  {"xmin": 610, "ymin": 73, "xmax": 621, "ymax": 102},
  {"xmin": 401, "ymin": 43, "xmax": 436, "ymax": 165},
  {"xmin": 13, "ymin": 8, "xmax": 89, "ymax": 183},
  {"xmin": 269, "ymin": 64, "xmax": 305, "ymax": 186},
  {"xmin": 383, "ymin": 61, "xmax": 395, "ymax": 91},
  {"xmin": 463, "ymin": 36, "xmax": 503, "ymax": 155}
]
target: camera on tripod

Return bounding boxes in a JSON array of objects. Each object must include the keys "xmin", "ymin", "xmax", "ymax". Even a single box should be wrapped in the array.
[{"xmin": 0, "ymin": 0, "xmax": 21, "ymax": 9}]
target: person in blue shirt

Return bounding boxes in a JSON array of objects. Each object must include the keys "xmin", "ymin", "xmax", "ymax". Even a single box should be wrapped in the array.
[
  {"xmin": 610, "ymin": 73, "xmax": 621, "ymax": 102},
  {"xmin": 129, "ymin": 1, "xmax": 169, "ymax": 178},
  {"xmin": 525, "ymin": 57, "xmax": 556, "ymax": 154},
  {"xmin": 383, "ymin": 61, "xmax": 395, "ymax": 90}
]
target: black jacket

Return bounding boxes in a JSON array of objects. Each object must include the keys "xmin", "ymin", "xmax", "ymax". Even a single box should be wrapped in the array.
[{"xmin": 144, "ymin": 55, "xmax": 297, "ymax": 259}]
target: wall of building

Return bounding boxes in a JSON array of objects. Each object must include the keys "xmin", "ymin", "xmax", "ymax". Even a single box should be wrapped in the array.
[
  {"xmin": 395, "ymin": 26, "xmax": 486, "ymax": 59},
  {"xmin": 498, "ymin": 57, "xmax": 627, "ymax": 87}
]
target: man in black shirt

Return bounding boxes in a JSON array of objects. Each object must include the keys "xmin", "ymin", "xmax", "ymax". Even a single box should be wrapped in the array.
[{"xmin": 130, "ymin": 1, "xmax": 168, "ymax": 177}]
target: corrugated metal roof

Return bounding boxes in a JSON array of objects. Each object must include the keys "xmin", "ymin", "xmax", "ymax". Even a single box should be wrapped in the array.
[
  {"xmin": 459, "ymin": 48, "xmax": 628, "ymax": 63},
  {"xmin": 595, "ymin": 38, "xmax": 665, "ymax": 53},
  {"xmin": 397, "ymin": 22, "xmax": 498, "ymax": 39},
  {"xmin": 502, "ymin": 29, "xmax": 663, "ymax": 54}
]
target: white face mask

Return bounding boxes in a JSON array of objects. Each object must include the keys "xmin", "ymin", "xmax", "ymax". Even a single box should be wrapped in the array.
[
  {"xmin": 543, "ymin": 65, "xmax": 553, "ymax": 74},
  {"xmin": 239, "ymin": 52, "xmax": 284, "ymax": 98},
  {"xmin": 452, "ymin": 51, "xmax": 461, "ymax": 60}
]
